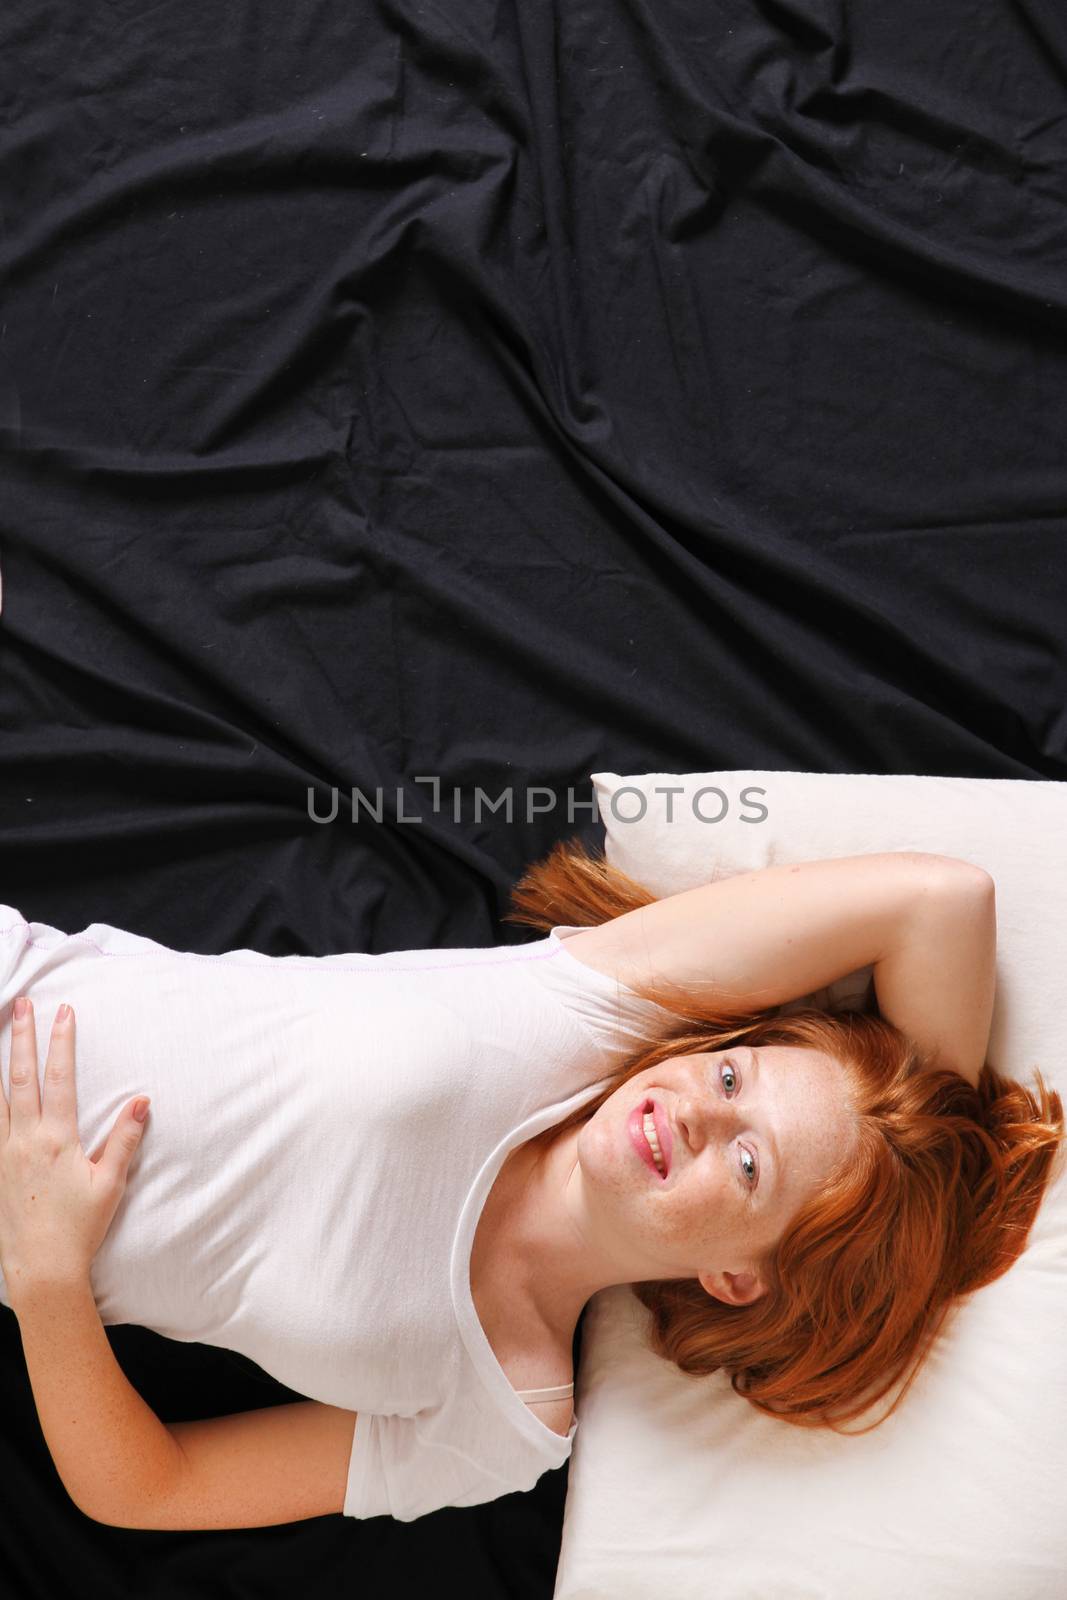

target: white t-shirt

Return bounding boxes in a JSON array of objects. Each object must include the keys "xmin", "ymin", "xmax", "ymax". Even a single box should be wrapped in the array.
[{"xmin": 0, "ymin": 907, "xmax": 676, "ymax": 1523}]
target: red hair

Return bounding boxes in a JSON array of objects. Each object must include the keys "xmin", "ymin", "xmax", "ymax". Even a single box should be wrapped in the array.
[{"xmin": 505, "ymin": 836, "xmax": 1065, "ymax": 1433}]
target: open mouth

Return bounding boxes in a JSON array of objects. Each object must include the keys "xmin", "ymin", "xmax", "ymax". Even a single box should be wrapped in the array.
[{"xmin": 628, "ymin": 1099, "xmax": 671, "ymax": 1179}]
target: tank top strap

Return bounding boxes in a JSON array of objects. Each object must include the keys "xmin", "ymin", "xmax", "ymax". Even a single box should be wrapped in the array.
[{"xmin": 514, "ymin": 1381, "xmax": 574, "ymax": 1401}]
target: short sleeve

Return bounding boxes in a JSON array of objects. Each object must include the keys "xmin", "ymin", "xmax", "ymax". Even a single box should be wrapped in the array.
[
  {"xmin": 517, "ymin": 924, "xmax": 681, "ymax": 1072},
  {"xmin": 543, "ymin": 925, "xmax": 875, "ymax": 1043},
  {"xmin": 343, "ymin": 1411, "xmax": 565, "ymax": 1523}
]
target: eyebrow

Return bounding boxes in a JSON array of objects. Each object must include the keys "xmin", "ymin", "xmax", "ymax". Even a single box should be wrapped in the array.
[{"xmin": 748, "ymin": 1046, "xmax": 780, "ymax": 1199}]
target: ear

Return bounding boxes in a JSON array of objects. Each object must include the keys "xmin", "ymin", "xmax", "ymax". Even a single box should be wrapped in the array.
[{"xmin": 698, "ymin": 1268, "xmax": 767, "ymax": 1306}]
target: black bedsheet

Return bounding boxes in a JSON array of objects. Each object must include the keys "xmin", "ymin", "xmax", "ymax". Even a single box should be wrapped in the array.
[{"xmin": 1, "ymin": 2, "xmax": 1065, "ymax": 1596}]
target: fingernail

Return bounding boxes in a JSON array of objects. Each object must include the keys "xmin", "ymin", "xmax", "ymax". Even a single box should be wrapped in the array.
[
  {"xmin": 13, "ymin": 997, "xmax": 28, "ymax": 1021},
  {"xmin": 133, "ymin": 1099, "xmax": 150, "ymax": 1122},
  {"xmin": 57, "ymin": 1004, "xmax": 71, "ymax": 1024}
]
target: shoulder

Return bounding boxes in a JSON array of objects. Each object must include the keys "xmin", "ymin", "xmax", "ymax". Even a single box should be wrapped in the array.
[{"xmin": 548, "ymin": 925, "xmax": 627, "ymax": 982}]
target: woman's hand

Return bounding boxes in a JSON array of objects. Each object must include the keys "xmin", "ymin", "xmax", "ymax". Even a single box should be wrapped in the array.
[{"xmin": 0, "ymin": 997, "xmax": 150, "ymax": 1293}]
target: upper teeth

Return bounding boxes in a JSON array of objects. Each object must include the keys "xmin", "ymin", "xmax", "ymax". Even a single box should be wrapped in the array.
[{"xmin": 643, "ymin": 1111, "xmax": 666, "ymax": 1174}]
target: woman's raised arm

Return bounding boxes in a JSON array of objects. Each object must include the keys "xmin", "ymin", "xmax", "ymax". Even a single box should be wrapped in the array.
[{"xmin": 559, "ymin": 851, "xmax": 996, "ymax": 1087}]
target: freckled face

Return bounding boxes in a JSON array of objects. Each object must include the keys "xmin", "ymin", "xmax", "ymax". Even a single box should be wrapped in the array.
[{"xmin": 574, "ymin": 1045, "xmax": 861, "ymax": 1286}]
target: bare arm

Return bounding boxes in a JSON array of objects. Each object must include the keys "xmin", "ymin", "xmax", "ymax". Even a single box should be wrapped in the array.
[
  {"xmin": 560, "ymin": 851, "xmax": 996, "ymax": 1087},
  {"xmin": 9, "ymin": 1272, "xmax": 186, "ymax": 1525},
  {"xmin": 2, "ymin": 1012, "xmax": 358, "ymax": 1531},
  {"xmin": 146, "ymin": 1400, "xmax": 357, "ymax": 1529},
  {"xmin": 9, "ymin": 1273, "xmax": 357, "ymax": 1529},
  {"xmin": 867, "ymin": 864, "xmax": 995, "ymax": 1087}
]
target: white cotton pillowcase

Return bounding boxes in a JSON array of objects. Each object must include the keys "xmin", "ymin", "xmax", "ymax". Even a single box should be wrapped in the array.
[{"xmin": 554, "ymin": 770, "xmax": 1067, "ymax": 1600}]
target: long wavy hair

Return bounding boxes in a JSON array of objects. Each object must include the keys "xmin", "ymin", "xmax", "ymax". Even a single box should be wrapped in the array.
[{"xmin": 504, "ymin": 835, "xmax": 1065, "ymax": 1435}]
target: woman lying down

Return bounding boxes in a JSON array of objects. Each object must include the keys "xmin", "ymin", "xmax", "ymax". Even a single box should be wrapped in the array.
[{"xmin": 0, "ymin": 846, "xmax": 1061, "ymax": 1529}]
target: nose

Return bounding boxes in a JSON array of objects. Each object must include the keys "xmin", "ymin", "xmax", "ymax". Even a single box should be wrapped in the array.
[{"xmin": 673, "ymin": 1086, "xmax": 742, "ymax": 1152}]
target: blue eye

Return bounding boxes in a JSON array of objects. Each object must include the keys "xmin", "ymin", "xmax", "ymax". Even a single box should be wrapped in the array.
[{"xmin": 720, "ymin": 1058, "xmax": 758, "ymax": 1189}]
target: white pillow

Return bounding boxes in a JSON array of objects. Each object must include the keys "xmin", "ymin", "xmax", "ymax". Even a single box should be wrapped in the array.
[{"xmin": 555, "ymin": 770, "xmax": 1067, "ymax": 1600}]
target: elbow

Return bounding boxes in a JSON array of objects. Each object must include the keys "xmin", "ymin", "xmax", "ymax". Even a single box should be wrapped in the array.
[
  {"xmin": 924, "ymin": 856, "xmax": 996, "ymax": 899},
  {"xmin": 952, "ymin": 861, "xmax": 997, "ymax": 905},
  {"xmin": 72, "ymin": 1488, "xmax": 157, "ymax": 1532},
  {"xmin": 906, "ymin": 857, "xmax": 996, "ymax": 941},
  {"xmin": 74, "ymin": 1501, "xmax": 135, "ymax": 1531},
  {"xmin": 71, "ymin": 1493, "xmax": 122, "ymax": 1529}
]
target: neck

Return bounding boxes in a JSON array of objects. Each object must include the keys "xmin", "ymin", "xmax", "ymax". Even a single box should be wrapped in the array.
[{"xmin": 497, "ymin": 1122, "xmax": 635, "ymax": 1345}]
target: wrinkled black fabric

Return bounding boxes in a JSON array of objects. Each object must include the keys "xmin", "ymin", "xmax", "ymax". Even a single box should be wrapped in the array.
[{"xmin": 1, "ymin": 1, "xmax": 1066, "ymax": 1595}]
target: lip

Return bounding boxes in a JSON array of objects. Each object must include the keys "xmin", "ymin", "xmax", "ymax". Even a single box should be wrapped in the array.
[{"xmin": 628, "ymin": 1099, "xmax": 671, "ymax": 1181}]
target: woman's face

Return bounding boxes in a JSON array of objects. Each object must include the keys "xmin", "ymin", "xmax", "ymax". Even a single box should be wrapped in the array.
[{"xmin": 576, "ymin": 1044, "xmax": 862, "ymax": 1304}]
